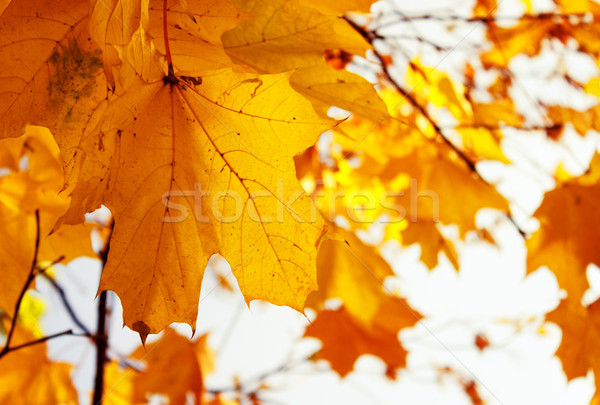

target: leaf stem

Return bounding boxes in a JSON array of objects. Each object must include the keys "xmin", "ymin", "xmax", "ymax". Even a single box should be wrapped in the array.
[{"xmin": 163, "ymin": 0, "xmax": 175, "ymax": 80}]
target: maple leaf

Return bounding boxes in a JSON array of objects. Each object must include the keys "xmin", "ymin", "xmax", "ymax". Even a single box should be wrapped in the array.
[
  {"xmin": 67, "ymin": 60, "xmax": 332, "ymax": 337},
  {"xmin": 222, "ymin": 0, "xmax": 388, "ymax": 120},
  {"xmin": 0, "ymin": 0, "xmax": 338, "ymax": 337},
  {"xmin": 381, "ymin": 143, "xmax": 509, "ymax": 236},
  {"xmin": 397, "ymin": 220, "xmax": 459, "ymax": 270},
  {"xmin": 304, "ymin": 86, "xmax": 507, "ymax": 270},
  {"xmin": 289, "ymin": 64, "xmax": 389, "ymax": 120},
  {"xmin": 104, "ymin": 328, "xmax": 212, "ymax": 405},
  {"xmin": 222, "ymin": 0, "xmax": 370, "ymax": 72},
  {"xmin": 306, "ymin": 225, "xmax": 398, "ymax": 326},
  {"xmin": 547, "ymin": 298, "xmax": 600, "ymax": 404},
  {"xmin": 527, "ymin": 153, "xmax": 600, "ymax": 301},
  {"xmin": 90, "ymin": 0, "xmax": 252, "ymax": 85},
  {"xmin": 305, "ymin": 297, "xmax": 421, "ymax": 377}
]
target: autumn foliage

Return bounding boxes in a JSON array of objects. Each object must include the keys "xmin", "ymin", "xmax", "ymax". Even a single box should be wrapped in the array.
[{"xmin": 1, "ymin": 0, "xmax": 600, "ymax": 403}]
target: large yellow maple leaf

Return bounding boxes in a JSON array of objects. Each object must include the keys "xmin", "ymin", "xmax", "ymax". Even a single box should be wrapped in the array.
[
  {"xmin": 48, "ymin": 1, "xmax": 333, "ymax": 335},
  {"xmin": 2, "ymin": 0, "xmax": 336, "ymax": 338},
  {"xmin": 95, "ymin": 69, "xmax": 330, "ymax": 337}
]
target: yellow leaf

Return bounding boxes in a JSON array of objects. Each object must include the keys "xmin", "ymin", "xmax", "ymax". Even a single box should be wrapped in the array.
[
  {"xmin": 89, "ymin": 0, "xmax": 148, "ymax": 87},
  {"xmin": 298, "ymin": 0, "xmax": 375, "ymax": 15},
  {"xmin": 547, "ymin": 105, "xmax": 600, "ymax": 136},
  {"xmin": 472, "ymin": 99, "xmax": 524, "ymax": 128},
  {"xmin": 399, "ymin": 220, "xmax": 459, "ymax": 270},
  {"xmin": 222, "ymin": 0, "xmax": 371, "ymax": 73},
  {"xmin": 63, "ymin": 68, "xmax": 332, "ymax": 335},
  {"xmin": 147, "ymin": 0, "xmax": 251, "ymax": 75},
  {"xmin": 290, "ymin": 64, "xmax": 388, "ymax": 120},
  {"xmin": 306, "ymin": 225, "xmax": 396, "ymax": 326},
  {"xmin": 16, "ymin": 292, "xmax": 46, "ymax": 338},
  {"xmin": 406, "ymin": 62, "xmax": 471, "ymax": 120},
  {"xmin": 381, "ymin": 144, "xmax": 509, "ymax": 236},
  {"xmin": 481, "ymin": 20, "xmax": 555, "ymax": 68},
  {"xmin": 459, "ymin": 127, "xmax": 510, "ymax": 163}
]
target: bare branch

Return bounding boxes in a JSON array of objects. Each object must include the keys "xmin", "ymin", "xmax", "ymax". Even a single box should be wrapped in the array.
[
  {"xmin": 40, "ymin": 273, "xmax": 94, "ymax": 338},
  {"xmin": 92, "ymin": 220, "xmax": 113, "ymax": 405},
  {"xmin": 5, "ymin": 330, "xmax": 75, "ymax": 353}
]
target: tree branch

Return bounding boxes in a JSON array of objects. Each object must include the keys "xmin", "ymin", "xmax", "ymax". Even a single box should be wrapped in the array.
[
  {"xmin": 343, "ymin": 17, "xmax": 528, "ymax": 238},
  {"xmin": 5, "ymin": 330, "xmax": 75, "ymax": 353},
  {"xmin": 0, "ymin": 329, "xmax": 92, "ymax": 360},
  {"xmin": 207, "ymin": 356, "xmax": 309, "ymax": 394},
  {"xmin": 376, "ymin": 11, "xmax": 589, "ymax": 24},
  {"xmin": 343, "ymin": 17, "xmax": 478, "ymax": 173},
  {"xmin": 92, "ymin": 291, "xmax": 108, "ymax": 405},
  {"xmin": 92, "ymin": 221, "xmax": 113, "ymax": 405}
]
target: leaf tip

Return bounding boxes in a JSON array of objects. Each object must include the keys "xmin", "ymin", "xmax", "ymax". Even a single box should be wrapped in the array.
[{"xmin": 132, "ymin": 321, "xmax": 151, "ymax": 346}]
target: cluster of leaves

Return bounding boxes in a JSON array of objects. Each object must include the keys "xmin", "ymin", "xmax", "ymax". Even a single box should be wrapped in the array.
[{"xmin": 1, "ymin": 0, "xmax": 600, "ymax": 403}]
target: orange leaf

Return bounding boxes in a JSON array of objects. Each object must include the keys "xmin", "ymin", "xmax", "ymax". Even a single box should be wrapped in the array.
[
  {"xmin": 527, "ymin": 153, "xmax": 600, "ymax": 301},
  {"xmin": 305, "ymin": 299, "xmax": 421, "ymax": 377}
]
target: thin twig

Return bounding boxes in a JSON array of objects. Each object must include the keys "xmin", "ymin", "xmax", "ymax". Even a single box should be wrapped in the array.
[
  {"xmin": 1, "ymin": 210, "xmax": 41, "ymax": 356},
  {"xmin": 344, "ymin": 17, "xmax": 478, "ymax": 173},
  {"xmin": 40, "ymin": 273, "xmax": 94, "ymax": 337},
  {"xmin": 6, "ymin": 330, "xmax": 75, "ymax": 352},
  {"xmin": 207, "ymin": 356, "xmax": 310, "ymax": 394},
  {"xmin": 375, "ymin": 12, "xmax": 590, "ymax": 26}
]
